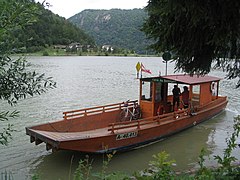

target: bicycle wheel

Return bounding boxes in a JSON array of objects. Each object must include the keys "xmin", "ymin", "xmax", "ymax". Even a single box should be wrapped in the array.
[
  {"xmin": 132, "ymin": 106, "xmax": 141, "ymax": 120},
  {"xmin": 119, "ymin": 109, "xmax": 126, "ymax": 122}
]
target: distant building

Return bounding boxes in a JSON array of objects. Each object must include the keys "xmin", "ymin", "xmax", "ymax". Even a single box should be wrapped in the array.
[
  {"xmin": 68, "ymin": 42, "xmax": 82, "ymax": 51},
  {"xmin": 102, "ymin": 45, "xmax": 114, "ymax": 52},
  {"xmin": 53, "ymin": 45, "xmax": 66, "ymax": 49},
  {"xmin": 66, "ymin": 43, "xmax": 95, "ymax": 52}
]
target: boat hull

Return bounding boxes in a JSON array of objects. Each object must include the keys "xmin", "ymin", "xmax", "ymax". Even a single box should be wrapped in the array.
[{"xmin": 26, "ymin": 97, "xmax": 227, "ymax": 153}]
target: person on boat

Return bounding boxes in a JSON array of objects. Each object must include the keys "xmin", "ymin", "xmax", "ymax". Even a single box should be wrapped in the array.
[
  {"xmin": 172, "ymin": 85, "xmax": 181, "ymax": 110},
  {"xmin": 181, "ymin": 86, "xmax": 189, "ymax": 108}
]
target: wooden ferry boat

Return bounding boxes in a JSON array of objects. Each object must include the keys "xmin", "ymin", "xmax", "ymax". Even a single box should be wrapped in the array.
[{"xmin": 26, "ymin": 74, "xmax": 227, "ymax": 153}]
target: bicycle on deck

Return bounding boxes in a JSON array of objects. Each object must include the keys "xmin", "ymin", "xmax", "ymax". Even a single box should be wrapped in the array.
[{"xmin": 119, "ymin": 100, "xmax": 141, "ymax": 122}]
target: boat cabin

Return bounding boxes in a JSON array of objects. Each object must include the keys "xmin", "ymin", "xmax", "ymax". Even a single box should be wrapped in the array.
[{"xmin": 139, "ymin": 74, "xmax": 221, "ymax": 118}]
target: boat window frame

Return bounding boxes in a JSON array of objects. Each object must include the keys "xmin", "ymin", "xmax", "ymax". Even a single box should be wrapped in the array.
[{"xmin": 141, "ymin": 81, "xmax": 152, "ymax": 102}]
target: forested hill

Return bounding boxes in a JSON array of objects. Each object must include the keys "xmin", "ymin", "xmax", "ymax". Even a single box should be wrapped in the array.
[
  {"xmin": 68, "ymin": 9, "xmax": 151, "ymax": 54},
  {"xmin": 15, "ymin": 3, "xmax": 95, "ymax": 53}
]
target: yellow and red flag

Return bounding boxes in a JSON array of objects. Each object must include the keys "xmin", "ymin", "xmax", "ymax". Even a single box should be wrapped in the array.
[
  {"xmin": 141, "ymin": 63, "xmax": 152, "ymax": 74},
  {"xmin": 136, "ymin": 62, "xmax": 141, "ymax": 72}
]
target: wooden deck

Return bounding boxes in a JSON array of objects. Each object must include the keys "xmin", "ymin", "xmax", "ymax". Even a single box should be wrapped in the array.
[
  {"xmin": 29, "ymin": 128, "xmax": 108, "ymax": 141},
  {"xmin": 28, "ymin": 113, "xmax": 185, "ymax": 142}
]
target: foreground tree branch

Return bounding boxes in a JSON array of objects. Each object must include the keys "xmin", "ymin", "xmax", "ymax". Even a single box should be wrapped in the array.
[
  {"xmin": 0, "ymin": 0, "xmax": 56, "ymax": 145},
  {"xmin": 143, "ymin": 0, "xmax": 240, "ymax": 87}
]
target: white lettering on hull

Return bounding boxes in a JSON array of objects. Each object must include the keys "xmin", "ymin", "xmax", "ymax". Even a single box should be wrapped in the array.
[{"xmin": 116, "ymin": 131, "xmax": 138, "ymax": 140}]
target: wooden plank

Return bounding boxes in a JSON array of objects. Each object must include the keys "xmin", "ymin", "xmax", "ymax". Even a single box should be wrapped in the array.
[
  {"xmin": 29, "ymin": 127, "xmax": 110, "ymax": 142},
  {"xmin": 35, "ymin": 138, "xmax": 43, "ymax": 145},
  {"xmin": 63, "ymin": 100, "xmax": 138, "ymax": 118},
  {"xmin": 46, "ymin": 143, "xmax": 52, "ymax": 151},
  {"xmin": 30, "ymin": 136, "xmax": 35, "ymax": 143},
  {"xmin": 64, "ymin": 112, "xmax": 85, "ymax": 118},
  {"xmin": 63, "ymin": 102, "xmax": 124, "ymax": 114}
]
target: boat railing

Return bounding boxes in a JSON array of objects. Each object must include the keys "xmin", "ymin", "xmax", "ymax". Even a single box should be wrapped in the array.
[
  {"xmin": 195, "ymin": 96, "xmax": 227, "ymax": 111},
  {"xmin": 108, "ymin": 108, "xmax": 189, "ymax": 134},
  {"xmin": 63, "ymin": 100, "xmax": 138, "ymax": 120}
]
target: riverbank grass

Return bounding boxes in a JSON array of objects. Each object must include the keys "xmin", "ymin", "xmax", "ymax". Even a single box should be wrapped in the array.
[{"xmin": 69, "ymin": 116, "xmax": 240, "ymax": 180}]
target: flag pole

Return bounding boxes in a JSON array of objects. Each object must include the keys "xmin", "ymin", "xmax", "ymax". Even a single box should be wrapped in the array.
[{"xmin": 165, "ymin": 60, "xmax": 168, "ymax": 76}]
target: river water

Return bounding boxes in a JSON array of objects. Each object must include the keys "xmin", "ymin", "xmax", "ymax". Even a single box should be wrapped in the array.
[{"xmin": 0, "ymin": 56, "xmax": 239, "ymax": 180}]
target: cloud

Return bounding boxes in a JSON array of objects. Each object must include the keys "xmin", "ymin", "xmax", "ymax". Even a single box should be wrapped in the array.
[{"xmin": 40, "ymin": 0, "xmax": 148, "ymax": 18}]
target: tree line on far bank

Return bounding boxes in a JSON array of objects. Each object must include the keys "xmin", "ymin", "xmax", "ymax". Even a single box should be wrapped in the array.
[{"xmin": 12, "ymin": 2, "xmax": 95, "ymax": 54}]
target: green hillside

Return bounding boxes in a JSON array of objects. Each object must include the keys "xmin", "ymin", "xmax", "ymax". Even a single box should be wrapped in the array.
[
  {"xmin": 14, "ymin": 3, "xmax": 95, "ymax": 53},
  {"xmin": 68, "ymin": 9, "xmax": 152, "ymax": 54}
]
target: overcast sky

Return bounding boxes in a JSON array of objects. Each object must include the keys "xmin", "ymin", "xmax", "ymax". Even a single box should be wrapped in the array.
[{"xmin": 39, "ymin": 0, "xmax": 148, "ymax": 19}]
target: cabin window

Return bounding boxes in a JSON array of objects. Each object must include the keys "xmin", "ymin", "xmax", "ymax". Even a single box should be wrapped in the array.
[
  {"xmin": 192, "ymin": 85, "xmax": 200, "ymax": 105},
  {"xmin": 193, "ymin": 85, "xmax": 200, "ymax": 94},
  {"xmin": 211, "ymin": 82, "xmax": 217, "ymax": 96},
  {"xmin": 141, "ymin": 81, "xmax": 152, "ymax": 101}
]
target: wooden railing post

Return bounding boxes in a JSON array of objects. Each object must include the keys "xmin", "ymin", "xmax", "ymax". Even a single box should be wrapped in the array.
[
  {"xmin": 137, "ymin": 121, "xmax": 140, "ymax": 130},
  {"xmin": 111, "ymin": 123, "xmax": 115, "ymax": 134},
  {"xmin": 63, "ymin": 112, "xmax": 67, "ymax": 120}
]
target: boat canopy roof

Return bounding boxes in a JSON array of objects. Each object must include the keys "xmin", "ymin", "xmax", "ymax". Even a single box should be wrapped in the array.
[{"xmin": 141, "ymin": 74, "xmax": 222, "ymax": 85}]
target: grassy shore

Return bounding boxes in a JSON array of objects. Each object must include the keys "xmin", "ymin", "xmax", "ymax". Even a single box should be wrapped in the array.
[{"xmin": 19, "ymin": 48, "xmax": 156, "ymax": 57}]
